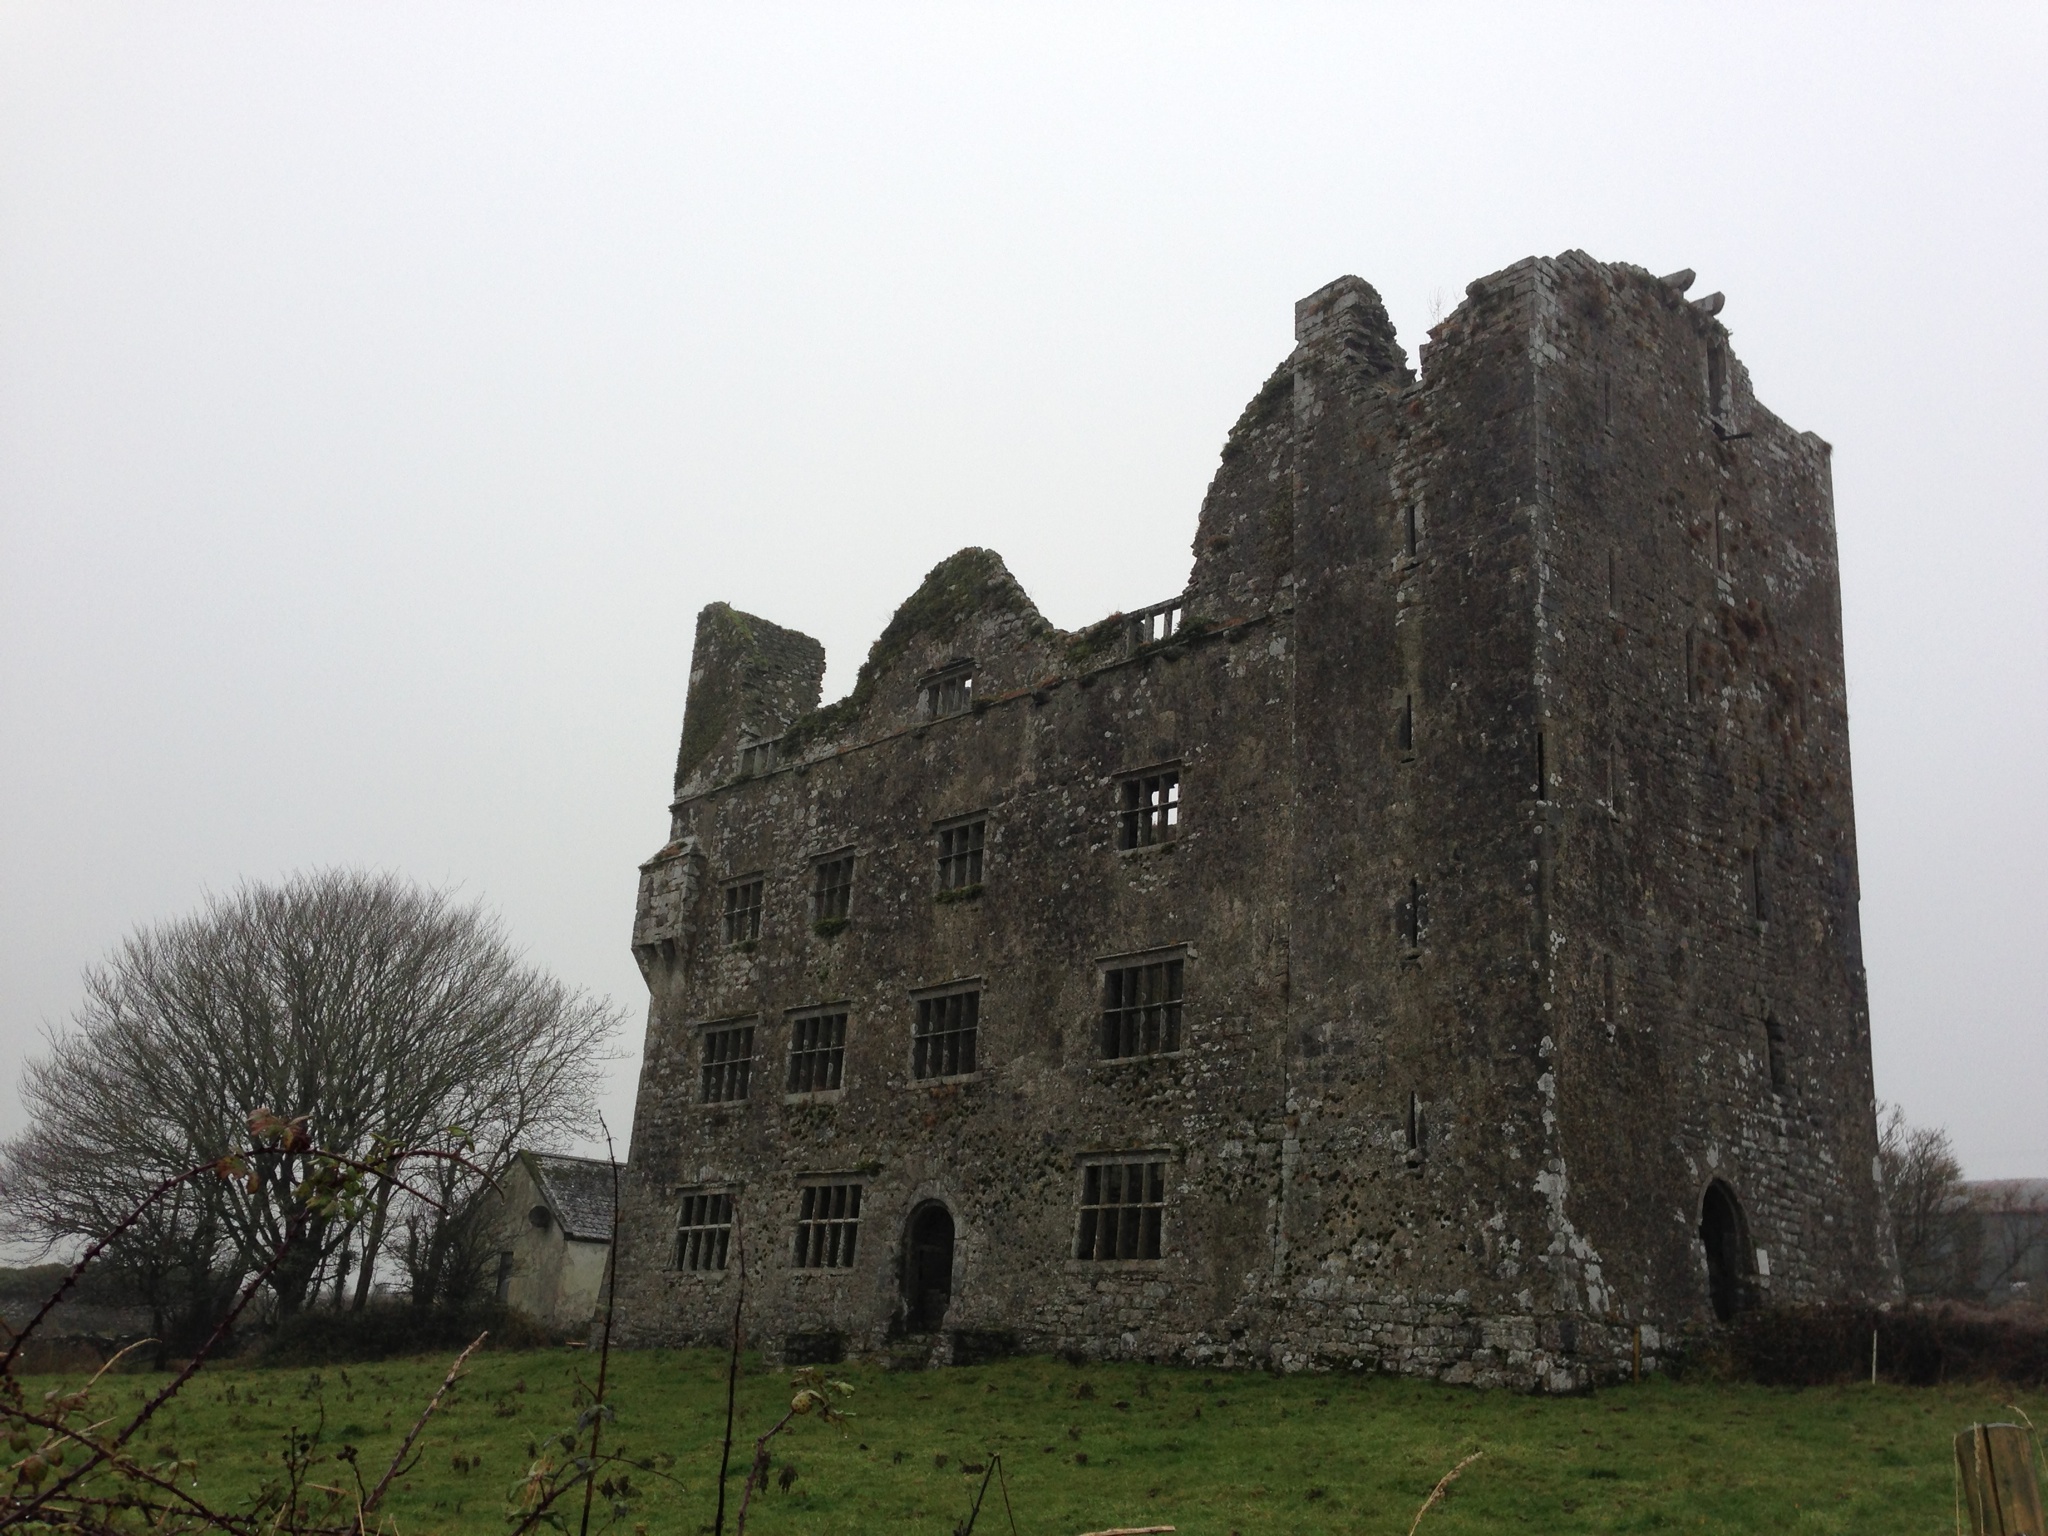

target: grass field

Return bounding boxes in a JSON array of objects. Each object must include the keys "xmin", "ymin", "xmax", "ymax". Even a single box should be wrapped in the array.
[{"xmin": 25, "ymin": 1347, "xmax": 2038, "ymax": 1534}]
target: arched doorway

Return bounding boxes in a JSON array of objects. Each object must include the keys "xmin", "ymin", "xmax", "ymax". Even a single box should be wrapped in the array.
[
  {"xmin": 1699, "ymin": 1179, "xmax": 1753, "ymax": 1322},
  {"xmin": 904, "ymin": 1202, "xmax": 955, "ymax": 1334}
]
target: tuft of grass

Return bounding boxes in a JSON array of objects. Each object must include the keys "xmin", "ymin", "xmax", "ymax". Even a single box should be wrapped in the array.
[{"xmin": 19, "ymin": 1349, "xmax": 2034, "ymax": 1534}]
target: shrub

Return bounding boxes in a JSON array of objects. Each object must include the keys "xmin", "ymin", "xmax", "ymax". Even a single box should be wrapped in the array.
[
  {"xmin": 258, "ymin": 1301, "xmax": 559, "ymax": 1365},
  {"xmin": 1712, "ymin": 1301, "xmax": 2048, "ymax": 1387}
]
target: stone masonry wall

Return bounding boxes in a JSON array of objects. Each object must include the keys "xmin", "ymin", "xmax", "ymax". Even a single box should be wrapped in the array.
[{"xmin": 611, "ymin": 252, "xmax": 1895, "ymax": 1390}]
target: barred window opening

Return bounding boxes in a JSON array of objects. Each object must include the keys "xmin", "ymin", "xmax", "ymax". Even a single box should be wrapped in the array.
[
  {"xmin": 937, "ymin": 817, "xmax": 986, "ymax": 891},
  {"xmin": 813, "ymin": 853, "xmax": 854, "ymax": 923},
  {"xmin": 921, "ymin": 666, "xmax": 974, "ymax": 719},
  {"xmin": 737, "ymin": 739, "xmax": 779, "ymax": 776},
  {"xmin": 723, "ymin": 879, "xmax": 763, "ymax": 945},
  {"xmin": 1100, "ymin": 958, "xmax": 1184, "ymax": 1058},
  {"xmin": 1075, "ymin": 1159, "xmax": 1165, "ymax": 1261},
  {"xmin": 1117, "ymin": 769, "xmax": 1180, "ymax": 849},
  {"xmin": 1133, "ymin": 602, "xmax": 1183, "ymax": 646},
  {"xmin": 700, "ymin": 1023, "xmax": 755, "ymax": 1103},
  {"xmin": 787, "ymin": 1011, "xmax": 848, "ymax": 1094},
  {"xmin": 913, "ymin": 989, "xmax": 979, "ymax": 1080},
  {"xmin": 676, "ymin": 1190, "xmax": 734, "ymax": 1271},
  {"xmin": 793, "ymin": 1183, "xmax": 862, "ymax": 1269}
]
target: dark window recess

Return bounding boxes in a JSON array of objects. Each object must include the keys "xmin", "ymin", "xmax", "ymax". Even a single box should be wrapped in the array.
[
  {"xmin": 1401, "ymin": 879, "xmax": 1427, "ymax": 951},
  {"xmin": 1535, "ymin": 728, "xmax": 1549, "ymax": 800},
  {"xmin": 1132, "ymin": 601, "xmax": 1184, "ymax": 646},
  {"xmin": 1406, "ymin": 1092, "xmax": 1427, "ymax": 1157},
  {"xmin": 1397, "ymin": 694, "xmax": 1414, "ymax": 754},
  {"xmin": 936, "ymin": 818, "xmax": 985, "ymax": 890},
  {"xmin": 813, "ymin": 854, "xmax": 853, "ymax": 923},
  {"xmin": 1765, "ymin": 1016, "xmax": 1788, "ymax": 1093},
  {"xmin": 699, "ymin": 1023, "xmax": 754, "ymax": 1103},
  {"xmin": 921, "ymin": 666, "xmax": 974, "ymax": 718},
  {"xmin": 1749, "ymin": 848, "xmax": 1769, "ymax": 924},
  {"xmin": 723, "ymin": 880, "xmax": 763, "ymax": 945},
  {"xmin": 1100, "ymin": 958, "xmax": 1184, "ymax": 1058},
  {"xmin": 737, "ymin": 738, "xmax": 778, "ymax": 776},
  {"xmin": 787, "ymin": 1011, "xmax": 847, "ymax": 1094},
  {"xmin": 793, "ymin": 1183, "xmax": 861, "ymax": 1269},
  {"xmin": 1117, "ymin": 769, "xmax": 1180, "ymax": 849},
  {"xmin": 493, "ymin": 1251, "xmax": 513, "ymax": 1302},
  {"xmin": 913, "ymin": 989, "xmax": 979, "ymax": 1079},
  {"xmin": 1075, "ymin": 1159, "xmax": 1165, "ymax": 1261},
  {"xmin": 676, "ymin": 1190, "xmax": 734, "ymax": 1271}
]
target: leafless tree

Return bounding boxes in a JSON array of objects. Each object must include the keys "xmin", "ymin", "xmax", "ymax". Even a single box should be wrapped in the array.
[
  {"xmin": 0, "ymin": 869, "xmax": 620, "ymax": 1320},
  {"xmin": 1877, "ymin": 1101, "xmax": 1969, "ymax": 1297}
]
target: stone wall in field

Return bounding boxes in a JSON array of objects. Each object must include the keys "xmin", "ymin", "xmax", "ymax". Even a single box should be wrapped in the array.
[{"xmin": 610, "ymin": 252, "xmax": 1897, "ymax": 1389}]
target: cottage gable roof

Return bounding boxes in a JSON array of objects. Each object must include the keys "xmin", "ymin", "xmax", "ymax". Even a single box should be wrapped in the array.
[{"xmin": 521, "ymin": 1151, "xmax": 618, "ymax": 1243}]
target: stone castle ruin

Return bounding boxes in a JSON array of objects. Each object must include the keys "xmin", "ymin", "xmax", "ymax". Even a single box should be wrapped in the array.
[{"xmin": 614, "ymin": 251, "xmax": 1894, "ymax": 1388}]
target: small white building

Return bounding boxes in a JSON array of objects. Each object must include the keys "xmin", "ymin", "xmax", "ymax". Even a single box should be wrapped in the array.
[{"xmin": 491, "ymin": 1151, "xmax": 617, "ymax": 1331}]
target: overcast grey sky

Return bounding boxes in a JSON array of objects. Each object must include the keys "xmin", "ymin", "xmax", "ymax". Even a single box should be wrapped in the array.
[{"xmin": 2, "ymin": 5, "xmax": 2043, "ymax": 1178}]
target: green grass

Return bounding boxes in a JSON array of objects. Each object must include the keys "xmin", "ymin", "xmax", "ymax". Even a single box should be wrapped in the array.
[{"xmin": 23, "ymin": 1348, "xmax": 2037, "ymax": 1534}]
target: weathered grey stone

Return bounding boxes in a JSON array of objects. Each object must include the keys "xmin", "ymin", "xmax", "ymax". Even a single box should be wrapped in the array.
[{"xmin": 612, "ymin": 252, "xmax": 1896, "ymax": 1389}]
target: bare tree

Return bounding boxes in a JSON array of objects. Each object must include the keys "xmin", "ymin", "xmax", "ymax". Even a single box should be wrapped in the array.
[
  {"xmin": 1877, "ymin": 1101, "xmax": 1969, "ymax": 1297},
  {"xmin": 0, "ymin": 869, "xmax": 620, "ymax": 1320}
]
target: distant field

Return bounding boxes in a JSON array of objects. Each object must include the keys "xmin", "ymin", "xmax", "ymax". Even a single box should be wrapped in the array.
[{"xmin": 24, "ymin": 1347, "xmax": 2036, "ymax": 1534}]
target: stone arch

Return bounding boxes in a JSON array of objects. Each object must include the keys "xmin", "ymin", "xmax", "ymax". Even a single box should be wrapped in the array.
[
  {"xmin": 902, "ymin": 1199, "xmax": 957, "ymax": 1334},
  {"xmin": 1699, "ymin": 1178, "xmax": 1755, "ymax": 1322}
]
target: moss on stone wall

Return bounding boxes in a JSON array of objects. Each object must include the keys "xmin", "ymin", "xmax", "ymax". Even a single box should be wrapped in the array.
[
  {"xmin": 782, "ymin": 548, "xmax": 1048, "ymax": 756},
  {"xmin": 1220, "ymin": 363, "xmax": 1294, "ymax": 464}
]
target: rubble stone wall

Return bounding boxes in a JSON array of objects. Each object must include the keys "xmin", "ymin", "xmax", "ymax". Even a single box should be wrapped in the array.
[{"xmin": 611, "ymin": 251, "xmax": 1895, "ymax": 1388}]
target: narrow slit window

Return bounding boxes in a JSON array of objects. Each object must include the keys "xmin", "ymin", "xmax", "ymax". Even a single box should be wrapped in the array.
[
  {"xmin": 675, "ymin": 1190, "xmax": 735, "ymax": 1271},
  {"xmin": 913, "ymin": 989, "xmax": 979, "ymax": 1080},
  {"xmin": 1536, "ymin": 729, "xmax": 1549, "ymax": 800},
  {"xmin": 1100, "ymin": 957, "xmax": 1184, "ymax": 1058},
  {"xmin": 812, "ymin": 853, "xmax": 854, "ymax": 924},
  {"xmin": 1748, "ymin": 848, "xmax": 1769, "ymax": 925},
  {"xmin": 1406, "ymin": 1092, "xmax": 1426, "ymax": 1156},
  {"xmin": 936, "ymin": 816, "xmax": 985, "ymax": 891},
  {"xmin": 792, "ymin": 1183, "xmax": 862, "ymax": 1269},
  {"xmin": 786, "ymin": 1010, "xmax": 847, "ymax": 1094},
  {"xmin": 1074, "ymin": 1158, "xmax": 1165, "ymax": 1261},
  {"xmin": 1402, "ymin": 878, "xmax": 1426, "ymax": 951},
  {"xmin": 921, "ymin": 665, "xmax": 974, "ymax": 718},
  {"xmin": 1764, "ymin": 1016, "xmax": 1788, "ymax": 1093},
  {"xmin": 699, "ymin": 1022, "xmax": 755, "ymax": 1103},
  {"xmin": 1117, "ymin": 768, "xmax": 1180, "ymax": 849},
  {"xmin": 1397, "ymin": 694, "xmax": 1414, "ymax": 754},
  {"xmin": 723, "ymin": 879, "xmax": 763, "ymax": 945}
]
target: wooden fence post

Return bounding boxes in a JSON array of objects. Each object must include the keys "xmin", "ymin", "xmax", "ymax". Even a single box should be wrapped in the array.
[{"xmin": 1955, "ymin": 1424, "xmax": 2045, "ymax": 1536}]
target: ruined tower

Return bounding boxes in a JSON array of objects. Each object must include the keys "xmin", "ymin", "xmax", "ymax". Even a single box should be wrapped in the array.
[{"xmin": 613, "ymin": 252, "xmax": 1893, "ymax": 1387}]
